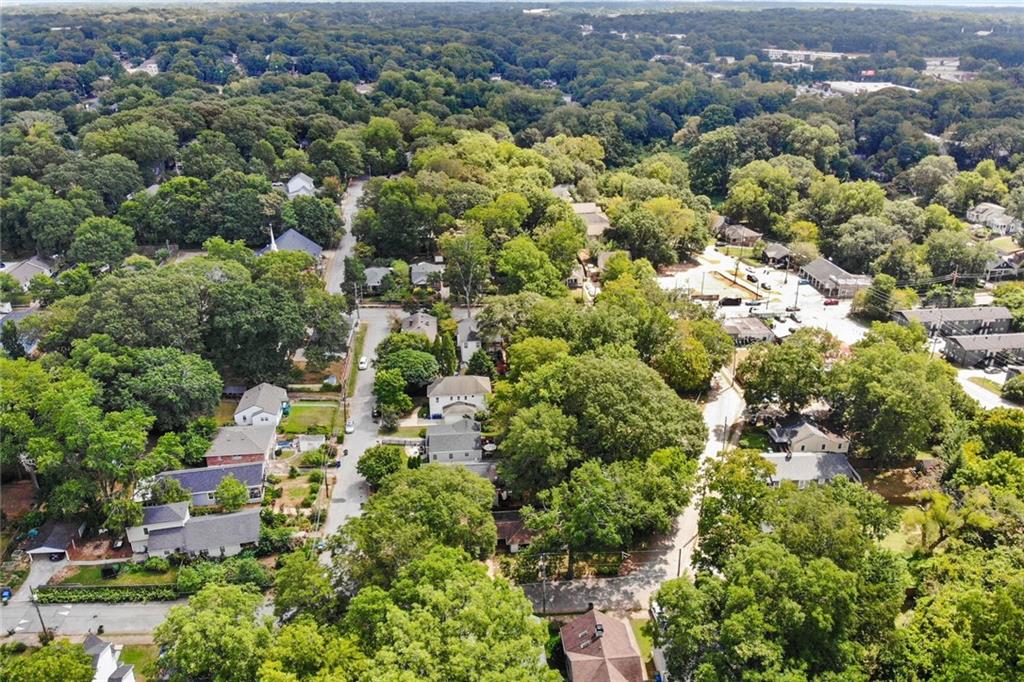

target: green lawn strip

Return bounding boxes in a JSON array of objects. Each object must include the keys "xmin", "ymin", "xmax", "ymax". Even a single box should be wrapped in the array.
[
  {"xmin": 968, "ymin": 376, "xmax": 1003, "ymax": 396},
  {"xmin": 347, "ymin": 323, "xmax": 369, "ymax": 398},
  {"xmin": 629, "ymin": 618, "xmax": 656, "ymax": 678},
  {"xmin": 738, "ymin": 428, "xmax": 771, "ymax": 451},
  {"xmin": 214, "ymin": 399, "xmax": 239, "ymax": 425},
  {"xmin": 54, "ymin": 564, "xmax": 178, "ymax": 586},
  {"xmin": 120, "ymin": 644, "xmax": 159, "ymax": 681},
  {"xmin": 381, "ymin": 425, "xmax": 425, "ymax": 438}
]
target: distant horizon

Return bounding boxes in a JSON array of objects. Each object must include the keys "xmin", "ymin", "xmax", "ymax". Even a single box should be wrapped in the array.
[{"xmin": 6, "ymin": 0, "xmax": 1024, "ymax": 8}]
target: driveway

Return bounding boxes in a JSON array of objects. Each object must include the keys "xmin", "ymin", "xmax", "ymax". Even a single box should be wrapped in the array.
[
  {"xmin": 320, "ymin": 306, "xmax": 396, "ymax": 541},
  {"xmin": 323, "ymin": 178, "xmax": 365, "ymax": 294},
  {"xmin": 957, "ymin": 367, "xmax": 1015, "ymax": 410}
]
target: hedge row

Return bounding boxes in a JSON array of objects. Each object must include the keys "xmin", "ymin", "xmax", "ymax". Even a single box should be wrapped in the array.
[{"xmin": 34, "ymin": 584, "xmax": 180, "ymax": 604}]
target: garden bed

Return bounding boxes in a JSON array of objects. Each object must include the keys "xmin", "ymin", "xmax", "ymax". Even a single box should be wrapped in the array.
[{"xmin": 34, "ymin": 584, "xmax": 181, "ymax": 603}]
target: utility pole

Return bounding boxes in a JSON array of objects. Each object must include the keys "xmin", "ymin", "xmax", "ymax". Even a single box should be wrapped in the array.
[
  {"xmin": 30, "ymin": 590, "xmax": 48, "ymax": 638},
  {"xmin": 793, "ymin": 282, "xmax": 800, "ymax": 309},
  {"xmin": 539, "ymin": 556, "xmax": 548, "ymax": 615},
  {"xmin": 700, "ymin": 271, "xmax": 706, "ymax": 296}
]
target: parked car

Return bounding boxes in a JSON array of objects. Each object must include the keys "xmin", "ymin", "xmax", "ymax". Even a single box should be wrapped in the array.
[
  {"xmin": 746, "ymin": 274, "xmax": 759, "ymax": 283},
  {"xmin": 760, "ymin": 282, "xmax": 771, "ymax": 290},
  {"xmin": 719, "ymin": 297, "xmax": 742, "ymax": 307},
  {"xmin": 984, "ymin": 364, "xmax": 1003, "ymax": 374},
  {"xmin": 48, "ymin": 553, "xmax": 63, "ymax": 562},
  {"xmin": 824, "ymin": 298, "xmax": 840, "ymax": 306},
  {"xmin": 790, "ymin": 313, "xmax": 802, "ymax": 323},
  {"xmin": 785, "ymin": 306, "xmax": 800, "ymax": 312},
  {"xmin": 344, "ymin": 419, "xmax": 355, "ymax": 434},
  {"xmin": 798, "ymin": 278, "xmax": 811, "ymax": 285},
  {"xmin": 358, "ymin": 356, "xmax": 369, "ymax": 370},
  {"xmin": 744, "ymin": 300, "xmax": 764, "ymax": 307},
  {"xmin": 329, "ymin": 459, "xmax": 341, "ymax": 468},
  {"xmin": 371, "ymin": 404, "xmax": 381, "ymax": 420}
]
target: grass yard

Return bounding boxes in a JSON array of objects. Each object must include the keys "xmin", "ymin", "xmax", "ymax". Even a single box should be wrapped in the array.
[
  {"xmin": 348, "ymin": 323, "xmax": 369, "ymax": 397},
  {"xmin": 989, "ymin": 235, "xmax": 1018, "ymax": 255},
  {"xmin": 968, "ymin": 376, "xmax": 1003, "ymax": 395},
  {"xmin": 54, "ymin": 564, "xmax": 178, "ymax": 586},
  {"xmin": 738, "ymin": 427, "xmax": 771, "ymax": 451},
  {"xmin": 629, "ymin": 619, "xmax": 656, "ymax": 679},
  {"xmin": 120, "ymin": 644, "xmax": 159, "ymax": 681},
  {"xmin": 381, "ymin": 425, "xmax": 425, "ymax": 438},
  {"xmin": 215, "ymin": 399, "xmax": 239, "ymax": 425},
  {"xmin": 880, "ymin": 527, "xmax": 918, "ymax": 555},
  {"xmin": 280, "ymin": 401, "xmax": 338, "ymax": 434}
]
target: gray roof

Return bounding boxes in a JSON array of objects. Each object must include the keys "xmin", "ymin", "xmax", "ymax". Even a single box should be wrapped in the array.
[
  {"xmin": 206, "ymin": 425, "xmax": 276, "ymax": 459},
  {"xmin": 83, "ymin": 634, "xmax": 111, "ymax": 667},
  {"xmin": 767, "ymin": 418, "xmax": 835, "ymax": 444},
  {"xmin": 258, "ymin": 228, "xmax": 323, "ymax": 258},
  {"xmin": 364, "ymin": 266, "xmax": 392, "ymax": 287},
  {"xmin": 110, "ymin": 664, "xmax": 135, "ymax": 681},
  {"xmin": 401, "ymin": 311, "xmax": 438, "ymax": 341},
  {"xmin": 763, "ymin": 242, "xmax": 791, "ymax": 259},
  {"xmin": 895, "ymin": 306, "xmax": 1012, "ymax": 325},
  {"xmin": 146, "ymin": 508, "xmax": 260, "ymax": 553},
  {"xmin": 428, "ymin": 374, "xmax": 492, "ymax": 397},
  {"xmin": 25, "ymin": 520, "xmax": 79, "ymax": 554},
  {"xmin": 182, "ymin": 507, "xmax": 261, "ymax": 553},
  {"xmin": 801, "ymin": 258, "xmax": 871, "ymax": 285},
  {"xmin": 426, "ymin": 419, "xmax": 482, "ymax": 454},
  {"xmin": 236, "ymin": 383, "xmax": 288, "ymax": 416},
  {"xmin": 761, "ymin": 452, "xmax": 860, "ymax": 484},
  {"xmin": 946, "ymin": 333, "xmax": 1024, "ymax": 352},
  {"xmin": 5, "ymin": 256, "xmax": 52, "ymax": 285},
  {"xmin": 156, "ymin": 462, "xmax": 265, "ymax": 495},
  {"xmin": 723, "ymin": 317, "xmax": 773, "ymax": 337},
  {"xmin": 410, "ymin": 261, "xmax": 445, "ymax": 286},
  {"xmin": 142, "ymin": 501, "xmax": 189, "ymax": 525},
  {"xmin": 721, "ymin": 223, "xmax": 762, "ymax": 240},
  {"xmin": 571, "ymin": 202, "xmax": 611, "ymax": 238}
]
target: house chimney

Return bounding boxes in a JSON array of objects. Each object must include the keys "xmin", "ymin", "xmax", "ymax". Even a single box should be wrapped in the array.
[{"xmin": 587, "ymin": 602, "xmax": 594, "ymax": 611}]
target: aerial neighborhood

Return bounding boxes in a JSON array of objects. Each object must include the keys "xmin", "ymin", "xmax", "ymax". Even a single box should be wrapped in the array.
[{"xmin": 2, "ymin": 3, "xmax": 1023, "ymax": 682}]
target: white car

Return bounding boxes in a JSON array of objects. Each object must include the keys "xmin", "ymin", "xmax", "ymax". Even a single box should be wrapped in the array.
[
  {"xmin": 344, "ymin": 419, "xmax": 355, "ymax": 434},
  {"xmin": 358, "ymin": 356, "xmax": 369, "ymax": 370}
]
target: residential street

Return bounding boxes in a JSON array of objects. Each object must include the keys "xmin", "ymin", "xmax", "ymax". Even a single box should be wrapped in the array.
[
  {"xmin": 521, "ymin": 368, "xmax": 747, "ymax": 614},
  {"xmin": 323, "ymin": 178, "xmax": 365, "ymax": 294},
  {"xmin": 320, "ymin": 306, "xmax": 396, "ymax": 540},
  {"xmin": 2, "ymin": 598, "xmax": 178, "ymax": 637}
]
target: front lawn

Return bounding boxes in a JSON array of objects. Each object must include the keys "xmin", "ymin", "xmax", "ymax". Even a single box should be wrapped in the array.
[
  {"xmin": 54, "ymin": 564, "xmax": 178, "ymax": 586},
  {"xmin": 347, "ymin": 323, "xmax": 368, "ymax": 397},
  {"xmin": 630, "ymin": 618, "xmax": 656, "ymax": 679},
  {"xmin": 380, "ymin": 425, "xmax": 425, "ymax": 438},
  {"xmin": 120, "ymin": 644, "xmax": 159, "ymax": 681},
  {"xmin": 280, "ymin": 401, "xmax": 338, "ymax": 434}
]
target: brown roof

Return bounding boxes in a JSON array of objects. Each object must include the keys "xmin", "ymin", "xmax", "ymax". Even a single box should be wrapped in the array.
[{"xmin": 560, "ymin": 610, "xmax": 645, "ymax": 682}]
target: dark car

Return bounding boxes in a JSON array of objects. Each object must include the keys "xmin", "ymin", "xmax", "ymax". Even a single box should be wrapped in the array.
[
  {"xmin": 785, "ymin": 306, "xmax": 800, "ymax": 312},
  {"xmin": 371, "ymin": 404, "xmax": 381, "ymax": 420},
  {"xmin": 746, "ymin": 274, "xmax": 758, "ymax": 283},
  {"xmin": 48, "ymin": 553, "xmax": 64, "ymax": 562}
]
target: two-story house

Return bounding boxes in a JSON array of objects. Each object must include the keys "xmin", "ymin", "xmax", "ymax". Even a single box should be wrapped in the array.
[
  {"xmin": 426, "ymin": 375, "xmax": 491, "ymax": 419},
  {"xmin": 204, "ymin": 425, "xmax": 276, "ymax": 466},
  {"xmin": 127, "ymin": 503, "xmax": 260, "ymax": 559}
]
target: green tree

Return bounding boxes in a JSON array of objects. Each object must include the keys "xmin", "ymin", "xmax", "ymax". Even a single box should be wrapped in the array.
[
  {"xmin": 145, "ymin": 477, "xmax": 192, "ymax": 506},
  {"xmin": 356, "ymin": 445, "xmax": 407, "ymax": 488},
  {"xmin": 215, "ymin": 475, "xmax": 249, "ymax": 511},
  {"xmin": 68, "ymin": 217, "xmax": 135, "ymax": 269},
  {"xmin": 653, "ymin": 334, "xmax": 713, "ymax": 394},
  {"xmin": 495, "ymin": 236, "xmax": 565, "ymax": 297},
  {"xmin": 282, "ymin": 196, "xmax": 341, "ymax": 247},
  {"xmin": 466, "ymin": 348, "xmax": 495, "ymax": 379},
  {"xmin": 1, "ymin": 320, "xmax": 24, "ymax": 359},
  {"xmin": 506, "ymin": 336, "xmax": 570, "ymax": 382},
  {"xmin": 0, "ymin": 641, "xmax": 93, "ymax": 682},
  {"xmin": 376, "ymin": 349, "xmax": 438, "ymax": 389},
  {"xmin": 273, "ymin": 552, "xmax": 335, "ymax": 622},
  {"xmin": 435, "ymin": 333, "xmax": 457, "ymax": 376},
  {"xmin": 736, "ymin": 328, "xmax": 836, "ymax": 414},
  {"xmin": 499, "ymin": 403, "xmax": 583, "ymax": 498},
  {"xmin": 103, "ymin": 497, "xmax": 143, "ymax": 536},
  {"xmin": 333, "ymin": 465, "xmax": 496, "ymax": 586},
  {"xmin": 153, "ymin": 584, "xmax": 272, "ymax": 682}
]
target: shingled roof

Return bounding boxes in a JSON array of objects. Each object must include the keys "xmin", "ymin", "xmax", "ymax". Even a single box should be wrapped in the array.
[{"xmin": 560, "ymin": 609, "xmax": 645, "ymax": 682}]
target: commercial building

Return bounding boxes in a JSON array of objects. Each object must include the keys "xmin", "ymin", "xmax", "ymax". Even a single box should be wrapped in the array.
[
  {"xmin": 893, "ymin": 306, "xmax": 1013, "ymax": 336},
  {"xmin": 800, "ymin": 258, "xmax": 871, "ymax": 298},
  {"xmin": 943, "ymin": 333, "xmax": 1024, "ymax": 367}
]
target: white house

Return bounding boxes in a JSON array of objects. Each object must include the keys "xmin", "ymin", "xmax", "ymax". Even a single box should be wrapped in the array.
[
  {"xmin": 456, "ymin": 317, "xmax": 481, "ymax": 362},
  {"xmin": 426, "ymin": 375, "xmax": 491, "ymax": 419},
  {"xmin": 234, "ymin": 383, "xmax": 289, "ymax": 426},
  {"xmin": 286, "ymin": 172, "xmax": 316, "ymax": 200},
  {"xmin": 768, "ymin": 418, "xmax": 850, "ymax": 453},
  {"xmin": 425, "ymin": 419, "xmax": 483, "ymax": 464},
  {"xmin": 84, "ymin": 633, "xmax": 135, "ymax": 682},
  {"xmin": 967, "ymin": 202, "xmax": 1021, "ymax": 235}
]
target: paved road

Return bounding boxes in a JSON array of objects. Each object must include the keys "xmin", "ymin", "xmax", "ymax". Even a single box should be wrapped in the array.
[
  {"xmin": 320, "ymin": 306, "xmax": 395, "ymax": 540},
  {"xmin": 2, "ymin": 598, "xmax": 178, "ymax": 637},
  {"xmin": 957, "ymin": 367, "xmax": 1016, "ymax": 409},
  {"xmin": 324, "ymin": 178, "xmax": 365, "ymax": 294},
  {"xmin": 522, "ymin": 369, "xmax": 746, "ymax": 614}
]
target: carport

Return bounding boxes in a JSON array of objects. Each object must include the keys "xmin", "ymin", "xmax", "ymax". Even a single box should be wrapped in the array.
[{"xmin": 24, "ymin": 520, "xmax": 83, "ymax": 562}]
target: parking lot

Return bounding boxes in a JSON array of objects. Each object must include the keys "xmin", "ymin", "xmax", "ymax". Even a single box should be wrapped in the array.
[{"xmin": 660, "ymin": 246, "xmax": 869, "ymax": 347}]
